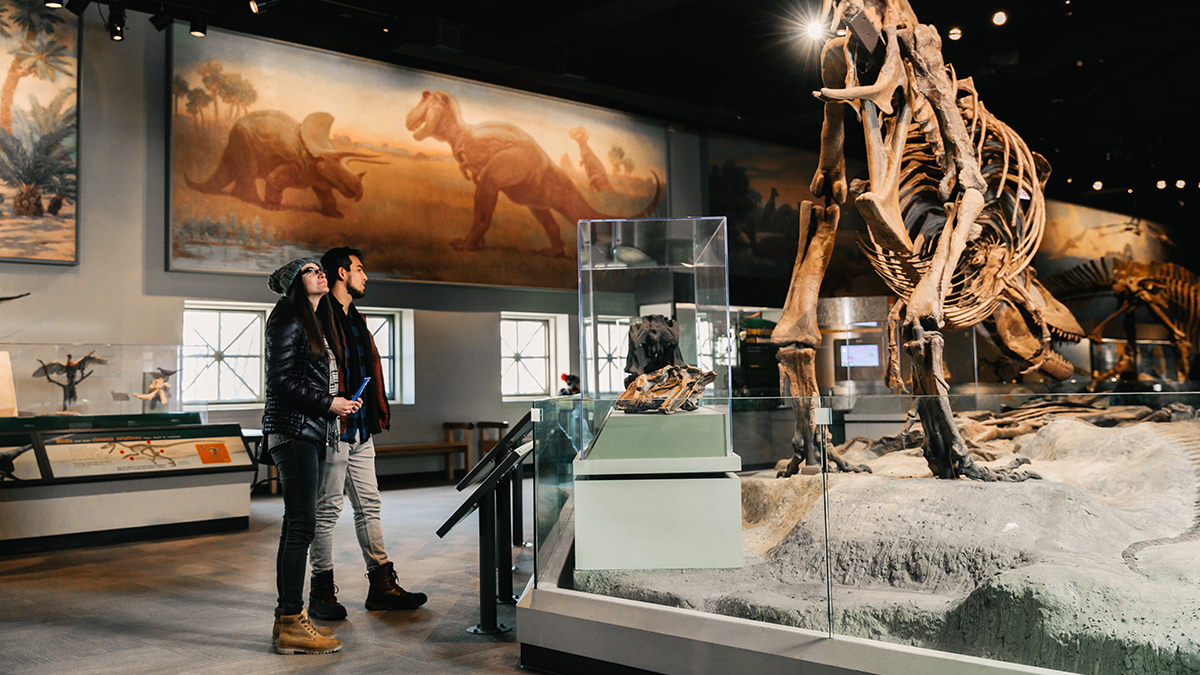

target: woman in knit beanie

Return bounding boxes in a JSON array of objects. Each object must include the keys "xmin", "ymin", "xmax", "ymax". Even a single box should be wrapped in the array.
[{"xmin": 261, "ymin": 257, "xmax": 361, "ymax": 654}]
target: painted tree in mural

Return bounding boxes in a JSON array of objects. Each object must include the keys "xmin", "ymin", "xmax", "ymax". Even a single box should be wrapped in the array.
[
  {"xmin": 172, "ymin": 75, "xmax": 190, "ymax": 116},
  {"xmin": 0, "ymin": 0, "xmax": 74, "ymax": 218},
  {"xmin": 0, "ymin": 1, "xmax": 68, "ymax": 133}
]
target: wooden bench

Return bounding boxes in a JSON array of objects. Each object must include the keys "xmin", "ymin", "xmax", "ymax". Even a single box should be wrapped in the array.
[{"xmin": 375, "ymin": 422, "xmax": 473, "ymax": 481}]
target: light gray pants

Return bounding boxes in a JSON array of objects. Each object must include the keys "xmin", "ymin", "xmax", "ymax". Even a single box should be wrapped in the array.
[{"xmin": 310, "ymin": 436, "xmax": 389, "ymax": 574}]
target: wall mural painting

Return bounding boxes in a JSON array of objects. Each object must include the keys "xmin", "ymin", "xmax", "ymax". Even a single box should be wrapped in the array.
[
  {"xmin": 0, "ymin": 2, "xmax": 78, "ymax": 265},
  {"xmin": 705, "ymin": 133, "xmax": 883, "ymax": 296},
  {"xmin": 168, "ymin": 26, "xmax": 668, "ymax": 289},
  {"xmin": 1036, "ymin": 201, "xmax": 1174, "ymax": 278}
]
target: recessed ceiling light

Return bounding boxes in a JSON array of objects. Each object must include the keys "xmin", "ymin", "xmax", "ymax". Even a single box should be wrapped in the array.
[
  {"xmin": 1066, "ymin": 177, "xmax": 1073, "ymax": 184},
  {"xmin": 992, "ymin": 11, "xmax": 1007, "ymax": 26},
  {"xmin": 1092, "ymin": 181, "xmax": 1103, "ymax": 191},
  {"xmin": 1176, "ymin": 180, "xmax": 1186, "ymax": 189},
  {"xmin": 1157, "ymin": 180, "xmax": 1167, "ymax": 189},
  {"xmin": 948, "ymin": 27, "xmax": 962, "ymax": 40},
  {"xmin": 1127, "ymin": 189, "xmax": 1133, "ymax": 194}
]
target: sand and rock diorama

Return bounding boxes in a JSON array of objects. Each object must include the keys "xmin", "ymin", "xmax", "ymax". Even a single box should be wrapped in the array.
[{"xmin": 575, "ymin": 399, "xmax": 1200, "ymax": 674}]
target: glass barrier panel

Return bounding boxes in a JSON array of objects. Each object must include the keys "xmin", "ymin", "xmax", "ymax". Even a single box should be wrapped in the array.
[
  {"xmin": 1, "ymin": 343, "xmax": 184, "ymax": 417},
  {"xmin": 820, "ymin": 390, "xmax": 1200, "ymax": 673},
  {"xmin": 535, "ymin": 389, "xmax": 1200, "ymax": 671}
]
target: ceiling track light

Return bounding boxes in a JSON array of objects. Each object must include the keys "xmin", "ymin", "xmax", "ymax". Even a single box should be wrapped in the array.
[
  {"xmin": 149, "ymin": 4, "xmax": 173, "ymax": 32},
  {"xmin": 250, "ymin": 0, "xmax": 283, "ymax": 14},
  {"xmin": 44, "ymin": 0, "xmax": 64, "ymax": 9},
  {"xmin": 107, "ymin": 0, "xmax": 126, "ymax": 41},
  {"xmin": 190, "ymin": 12, "xmax": 207, "ymax": 37},
  {"xmin": 65, "ymin": 0, "xmax": 89, "ymax": 16}
]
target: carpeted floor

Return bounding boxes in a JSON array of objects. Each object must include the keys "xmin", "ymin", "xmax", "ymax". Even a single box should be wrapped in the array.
[{"xmin": 0, "ymin": 478, "xmax": 533, "ymax": 674}]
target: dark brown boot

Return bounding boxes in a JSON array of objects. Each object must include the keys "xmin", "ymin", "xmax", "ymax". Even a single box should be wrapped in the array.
[
  {"xmin": 365, "ymin": 561, "xmax": 427, "ymax": 610},
  {"xmin": 308, "ymin": 570, "xmax": 347, "ymax": 621}
]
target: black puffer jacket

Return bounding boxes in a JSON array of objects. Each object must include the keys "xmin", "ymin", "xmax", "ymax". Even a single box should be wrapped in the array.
[{"xmin": 262, "ymin": 296, "xmax": 334, "ymax": 446}]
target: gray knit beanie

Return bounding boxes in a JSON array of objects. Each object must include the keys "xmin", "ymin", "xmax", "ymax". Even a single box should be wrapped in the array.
[{"xmin": 268, "ymin": 257, "xmax": 321, "ymax": 295}]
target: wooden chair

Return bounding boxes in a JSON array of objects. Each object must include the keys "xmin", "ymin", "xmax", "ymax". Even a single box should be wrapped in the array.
[{"xmin": 476, "ymin": 421, "xmax": 509, "ymax": 463}]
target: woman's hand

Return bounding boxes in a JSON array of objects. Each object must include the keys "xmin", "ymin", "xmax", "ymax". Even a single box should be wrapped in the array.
[{"xmin": 329, "ymin": 396, "xmax": 363, "ymax": 416}]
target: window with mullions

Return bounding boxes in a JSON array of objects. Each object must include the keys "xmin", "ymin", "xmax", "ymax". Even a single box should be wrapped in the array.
[
  {"xmin": 362, "ymin": 312, "xmax": 396, "ymax": 401},
  {"xmin": 595, "ymin": 317, "xmax": 630, "ymax": 394},
  {"xmin": 182, "ymin": 305, "xmax": 267, "ymax": 404},
  {"xmin": 501, "ymin": 318, "xmax": 551, "ymax": 396}
]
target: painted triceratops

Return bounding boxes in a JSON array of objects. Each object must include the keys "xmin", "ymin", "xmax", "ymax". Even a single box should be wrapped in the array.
[{"xmin": 186, "ymin": 111, "xmax": 383, "ymax": 218}]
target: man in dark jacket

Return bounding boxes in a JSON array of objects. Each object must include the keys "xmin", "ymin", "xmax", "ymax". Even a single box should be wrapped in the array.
[{"xmin": 308, "ymin": 247, "xmax": 427, "ymax": 620}]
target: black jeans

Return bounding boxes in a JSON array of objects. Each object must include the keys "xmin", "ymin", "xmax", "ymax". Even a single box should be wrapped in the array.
[{"xmin": 269, "ymin": 438, "xmax": 325, "ymax": 615}]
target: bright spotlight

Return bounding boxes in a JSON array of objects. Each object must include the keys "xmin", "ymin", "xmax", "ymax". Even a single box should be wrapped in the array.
[
  {"xmin": 992, "ymin": 11, "xmax": 1007, "ymax": 25},
  {"xmin": 1092, "ymin": 181, "xmax": 1103, "ymax": 191},
  {"xmin": 1176, "ymin": 179, "xmax": 1186, "ymax": 189},
  {"xmin": 1157, "ymin": 180, "xmax": 1167, "ymax": 189},
  {"xmin": 806, "ymin": 22, "xmax": 823, "ymax": 39},
  {"xmin": 948, "ymin": 27, "xmax": 962, "ymax": 40}
]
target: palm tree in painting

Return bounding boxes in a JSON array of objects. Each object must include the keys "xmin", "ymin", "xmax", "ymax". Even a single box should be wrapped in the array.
[
  {"xmin": 0, "ymin": 1, "xmax": 68, "ymax": 134},
  {"xmin": 0, "ymin": 122, "xmax": 72, "ymax": 216},
  {"xmin": 14, "ymin": 87, "xmax": 75, "ymax": 214}
]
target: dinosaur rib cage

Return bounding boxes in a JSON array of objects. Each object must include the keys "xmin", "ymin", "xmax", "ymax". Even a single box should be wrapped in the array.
[
  {"xmin": 862, "ymin": 88, "xmax": 1046, "ymax": 332},
  {"xmin": 1043, "ymin": 258, "xmax": 1200, "ymax": 348}
]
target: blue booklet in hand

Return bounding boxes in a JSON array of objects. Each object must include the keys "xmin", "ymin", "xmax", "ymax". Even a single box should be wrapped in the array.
[{"xmin": 351, "ymin": 377, "xmax": 371, "ymax": 401}]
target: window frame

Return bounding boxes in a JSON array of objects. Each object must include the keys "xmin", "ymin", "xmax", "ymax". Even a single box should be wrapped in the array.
[
  {"xmin": 356, "ymin": 306, "xmax": 415, "ymax": 405},
  {"xmin": 181, "ymin": 301, "xmax": 415, "ymax": 409},
  {"xmin": 181, "ymin": 300, "xmax": 272, "ymax": 410},
  {"xmin": 500, "ymin": 311, "xmax": 570, "ymax": 402}
]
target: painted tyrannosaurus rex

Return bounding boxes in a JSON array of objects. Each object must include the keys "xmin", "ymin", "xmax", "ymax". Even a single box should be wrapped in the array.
[{"xmin": 405, "ymin": 90, "xmax": 660, "ymax": 258}]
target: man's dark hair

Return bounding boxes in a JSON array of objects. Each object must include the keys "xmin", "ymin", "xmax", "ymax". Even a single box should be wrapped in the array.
[{"xmin": 321, "ymin": 247, "xmax": 364, "ymax": 282}]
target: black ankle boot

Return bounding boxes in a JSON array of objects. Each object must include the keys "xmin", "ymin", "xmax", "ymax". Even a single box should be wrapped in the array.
[
  {"xmin": 308, "ymin": 570, "xmax": 347, "ymax": 621},
  {"xmin": 365, "ymin": 561, "xmax": 428, "ymax": 610}
]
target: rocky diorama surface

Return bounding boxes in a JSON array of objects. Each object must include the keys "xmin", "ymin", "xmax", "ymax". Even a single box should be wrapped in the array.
[{"xmin": 576, "ymin": 412, "xmax": 1200, "ymax": 674}]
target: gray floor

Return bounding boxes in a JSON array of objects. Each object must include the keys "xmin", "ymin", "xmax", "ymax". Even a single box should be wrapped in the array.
[{"xmin": 0, "ymin": 478, "xmax": 533, "ymax": 674}]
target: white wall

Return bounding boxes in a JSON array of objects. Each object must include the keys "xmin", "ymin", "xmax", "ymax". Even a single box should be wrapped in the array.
[{"xmin": 0, "ymin": 13, "xmax": 703, "ymax": 474}]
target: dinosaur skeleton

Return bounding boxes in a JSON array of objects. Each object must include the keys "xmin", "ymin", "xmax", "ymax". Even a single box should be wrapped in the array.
[
  {"xmin": 1044, "ymin": 258, "xmax": 1200, "ymax": 386},
  {"xmin": 775, "ymin": 0, "xmax": 1075, "ymax": 481}
]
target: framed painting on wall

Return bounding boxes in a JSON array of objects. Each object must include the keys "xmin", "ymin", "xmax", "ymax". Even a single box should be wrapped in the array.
[
  {"xmin": 706, "ymin": 132, "xmax": 884, "ymax": 296},
  {"xmin": 0, "ymin": 2, "xmax": 79, "ymax": 265},
  {"xmin": 167, "ymin": 26, "xmax": 668, "ymax": 290}
]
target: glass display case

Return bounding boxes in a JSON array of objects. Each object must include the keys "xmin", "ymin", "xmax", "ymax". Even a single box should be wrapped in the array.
[
  {"xmin": 531, "ymin": 389, "xmax": 1200, "ymax": 674},
  {"xmin": 578, "ymin": 217, "xmax": 732, "ymax": 401},
  {"xmin": 1, "ymin": 343, "xmax": 183, "ymax": 417}
]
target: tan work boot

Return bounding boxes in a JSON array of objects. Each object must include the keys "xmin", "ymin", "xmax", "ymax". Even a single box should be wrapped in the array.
[
  {"xmin": 275, "ymin": 609, "xmax": 342, "ymax": 654},
  {"xmin": 273, "ymin": 607, "xmax": 335, "ymax": 641}
]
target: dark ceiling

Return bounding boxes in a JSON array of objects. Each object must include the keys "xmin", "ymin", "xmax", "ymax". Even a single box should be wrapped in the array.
[{"xmin": 120, "ymin": 0, "xmax": 1199, "ymax": 233}]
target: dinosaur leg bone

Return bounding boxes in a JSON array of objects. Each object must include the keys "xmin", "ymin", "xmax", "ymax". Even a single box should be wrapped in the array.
[
  {"xmin": 812, "ymin": 36, "xmax": 850, "ymax": 203},
  {"xmin": 906, "ymin": 325, "xmax": 1037, "ymax": 481},
  {"xmin": 772, "ymin": 202, "xmax": 839, "ymax": 348}
]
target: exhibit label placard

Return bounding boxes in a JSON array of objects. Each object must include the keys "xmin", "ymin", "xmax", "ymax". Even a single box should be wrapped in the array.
[{"xmin": 40, "ymin": 427, "xmax": 251, "ymax": 478}]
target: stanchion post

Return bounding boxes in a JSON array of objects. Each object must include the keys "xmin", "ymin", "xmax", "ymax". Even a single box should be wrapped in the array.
[
  {"xmin": 466, "ymin": 493, "xmax": 511, "ymax": 634},
  {"xmin": 495, "ymin": 471, "xmax": 517, "ymax": 604}
]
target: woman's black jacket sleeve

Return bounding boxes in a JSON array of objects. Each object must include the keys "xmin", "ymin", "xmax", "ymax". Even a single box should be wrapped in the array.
[{"xmin": 261, "ymin": 297, "xmax": 334, "ymax": 446}]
